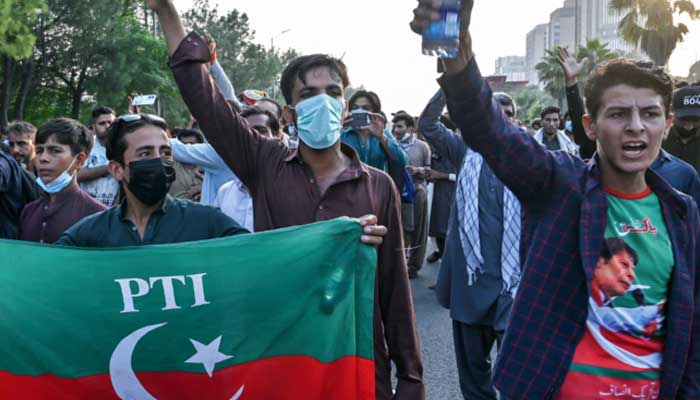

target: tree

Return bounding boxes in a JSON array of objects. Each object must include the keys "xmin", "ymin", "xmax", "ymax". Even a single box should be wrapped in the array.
[
  {"xmin": 0, "ymin": 0, "xmax": 45, "ymax": 59},
  {"xmin": 610, "ymin": 0, "xmax": 700, "ymax": 66},
  {"xmin": 512, "ymin": 85, "xmax": 556, "ymax": 122},
  {"xmin": 536, "ymin": 39, "xmax": 619, "ymax": 109},
  {"xmin": 181, "ymin": 0, "xmax": 299, "ymax": 103},
  {"xmin": 0, "ymin": 0, "xmax": 45, "ymax": 129},
  {"xmin": 536, "ymin": 49, "xmax": 567, "ymax": 109}
]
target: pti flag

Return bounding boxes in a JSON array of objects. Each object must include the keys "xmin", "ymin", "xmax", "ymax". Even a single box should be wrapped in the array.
[{"xmin": 0, "ymin": 218, "xmax": 376, "ymax": 399}]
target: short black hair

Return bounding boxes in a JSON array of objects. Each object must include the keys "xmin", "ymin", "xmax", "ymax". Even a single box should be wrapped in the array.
[
  {"xmin": 392, "ymin": 113, "xmax": 415, "ymax": 128},
  {"xmin": 241, "ymin": 106, "xmax": 281, "ymax": 135},
  {"xmin": 584, "ymin": 59, "xmax": 673, "ymax": 120},
  {"xmin": 35, "ymin": 118, "xmax": 93, "ymax": 156},
  {"xmin": 173, "ymin": 128, "xmax": 205, "ymax": 144},
  {"xmin": 541, "ymin": 106, "xmax": 561, "ymax": 120},
  {"xmin": 91, "ymin": 106, "xmax": 115, "ymax": 124},
  {"xmin": 280, "ymin": 54, "xmax": 350, "ymax": 105},
  {"xmin": 105, "ymin": 114, "xmax": 168, "ymax": 164},
  {"xmin": 6, "ymin": 120, "xmax": 37, "ymax": 137},
  {"xmin": 349, "ymin": 90, "xmax": 382, "ymax": 113},
  {"xmin": 600, "ymin": 237, "xmax": 639, "ymax": 266},
  {"xmin": 256, "ymin": 98, "xmax": 283, "ymax": 119}
]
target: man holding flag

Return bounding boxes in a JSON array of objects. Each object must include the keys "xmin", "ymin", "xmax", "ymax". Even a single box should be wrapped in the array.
[{"xmin": 147, "ymin": 0, "xmax": 425, "ymax": 398}]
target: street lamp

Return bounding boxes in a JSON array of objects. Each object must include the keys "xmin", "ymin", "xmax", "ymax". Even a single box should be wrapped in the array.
[{"xmin": 271, "ymin": 29, "xmax": 291, "ymax": 50}]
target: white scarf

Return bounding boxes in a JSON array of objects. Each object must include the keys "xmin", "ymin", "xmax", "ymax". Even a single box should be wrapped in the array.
[
  {"xmin": 456, "ymin": 149, "xmax": 522, "ymax": 298},
  {"xmin": 534, "ymin": 129, "xmax": 579, "ymax": 155}
]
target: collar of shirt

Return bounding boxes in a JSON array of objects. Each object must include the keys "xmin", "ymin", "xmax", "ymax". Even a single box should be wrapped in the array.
[
  {"xmin": 585, "ymin": 153, "xmax": 689, "ymax": 218},
  {"xmin": 116, "ymin": 195, "xmax": 174, "ymax": 223},
  {"xmin": 284, "ymin": 142, "xmax": 370, "ymax": 178}
]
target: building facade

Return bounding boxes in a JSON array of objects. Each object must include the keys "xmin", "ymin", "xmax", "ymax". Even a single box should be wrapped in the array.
[{"xmin": 495, "ymin": 56, "xmax": 528, "ymax": 82}]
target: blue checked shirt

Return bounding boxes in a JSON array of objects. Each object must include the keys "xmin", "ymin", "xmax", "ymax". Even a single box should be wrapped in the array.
[{"xmin": 438, "ymin": 59, "xmax": 700, "ymax": 399}]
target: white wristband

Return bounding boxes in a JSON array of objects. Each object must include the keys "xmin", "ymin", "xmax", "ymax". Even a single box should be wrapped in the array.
[{"xmin": 449, "ymin": 174, "xmax": 457, "ymax": 182}]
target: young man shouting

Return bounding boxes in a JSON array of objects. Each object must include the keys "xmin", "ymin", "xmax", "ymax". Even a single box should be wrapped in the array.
[{"xmin": 412, "ymin": 1, "xmax": 698, "ymax": 399}]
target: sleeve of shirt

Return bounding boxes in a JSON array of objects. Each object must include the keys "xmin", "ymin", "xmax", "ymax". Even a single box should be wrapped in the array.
[
  {"xmin": 566, "ymin": 84, "xmax": 595, "ymax": 159},
  {"xmin": 418, "ymin": 89, "xmax": 468, "ymax": 168},
  {"xmin": 0, "ymin": 155, "xmax": 10, "ymax": 193},
  {"xmin": 680, "ymin": 205, "xmax": 700, "ymax": 397},
  {"xmin": 55, "ymin": 227, "xmax": 81, "ymax": 247},
  {"xmin": 209, "ymin": 60, "xmax": 238, "ymax": 104},
  {"xmin": 169, "ymin": 32, "xmax": 276, "ymax": 189},
  {"xmin": 378, "ymin": 180, "xmax": 425, "ymax": 399},
  {"xmin": 383, "ymin": 129, "xmax": 410, "ymax": 169},
  {"xmin": 208, "ymin": 207, "xmax": 250, "ymax": 237},
  {"xmin": 684, "ymin": 173, "xmax": 700, "ymax": 214},
  {"xmin": 438, "ymin": 59, "xmax": 566, "ymax": 203},
  {"xmin": 422, "ymin": 142, "xmax": 432, "ymax": 168},
  {"xmin": 171, "ymin": 139, "xmax": 226, "ymax": 172}
]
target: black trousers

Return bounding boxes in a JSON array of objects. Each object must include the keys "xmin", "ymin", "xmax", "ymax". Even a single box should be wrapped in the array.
[{"xmin": 452, "ymin": 320, "xmax": 504, "ymax": 400}]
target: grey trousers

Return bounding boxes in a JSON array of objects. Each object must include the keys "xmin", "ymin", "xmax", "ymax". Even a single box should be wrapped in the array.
[
  {"xmin": 404, "ymin": 187, "xmax": 429, "ymax": 273},
  {"xmin": 452, "ymin": 320, "xmax": 504, "ymax": 400}
]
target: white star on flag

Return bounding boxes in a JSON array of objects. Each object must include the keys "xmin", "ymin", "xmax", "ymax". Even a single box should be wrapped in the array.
[{"xmin": 185, "ymin": 335, "xmax": 234, "ymax": 377}]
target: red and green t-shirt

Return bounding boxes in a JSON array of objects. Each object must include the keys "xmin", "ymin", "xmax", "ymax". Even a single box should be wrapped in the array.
[{"xmin": 558, "ymin": 187, "xmax": 674, "ymax": 400}]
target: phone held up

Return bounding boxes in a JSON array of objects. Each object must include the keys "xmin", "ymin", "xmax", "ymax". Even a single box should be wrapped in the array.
[
  {"xmin": 350, "ymin": 109, "xmax": 371, "ymax": 130},
  {"xmin": 131, "ymin": 95, "xmax": 158, "ymax": 107}
]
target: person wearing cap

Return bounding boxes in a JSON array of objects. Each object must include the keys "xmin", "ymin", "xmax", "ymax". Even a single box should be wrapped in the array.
[{"xmin": 663, "ymin": 85, "xmax": 700, "ymax": 173}]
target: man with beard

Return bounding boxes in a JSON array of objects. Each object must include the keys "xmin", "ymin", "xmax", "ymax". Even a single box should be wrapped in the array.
[
  {"xmin": 663, "ymin": 85, "xmax": 700, "ymax": 172},
  {"xmin": 6, "ymin": 121, "xmax": 38, "ymax": 176}
]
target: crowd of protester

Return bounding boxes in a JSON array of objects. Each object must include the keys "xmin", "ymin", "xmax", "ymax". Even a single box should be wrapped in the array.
[{"xmin": 1, "ymin": 0, "xmax": 699, "ymax": 398}]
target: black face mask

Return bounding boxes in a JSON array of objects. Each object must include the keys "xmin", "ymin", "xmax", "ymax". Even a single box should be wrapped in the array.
[
  {"xmin": 125, "ymin": 158, "xmax": 176, "ymax": 206},
  {"xmin": 676, "ymin": 125, "xmax": 700, "ymax": 138}
]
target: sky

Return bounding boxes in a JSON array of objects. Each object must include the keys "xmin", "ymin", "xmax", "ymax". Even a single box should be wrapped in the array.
[{"xmin": 173, "ymin": 0, "xmax": 700, "ymax": 115}]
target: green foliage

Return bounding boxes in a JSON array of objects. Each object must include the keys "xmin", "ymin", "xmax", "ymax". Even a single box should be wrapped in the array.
[
  {"xmin": 4, "ymin": 0, "xmax": 299, "ymax": 128},
  {"xmin": 610, "ymin": 0, "xmax": 700, "ymax": 66},
  {"xmin": 536, "ymin": 49, "xmax": 567, "ymax": 108},
  {"xmin": 0, "ymin": 0, "xmax": 46, "ymax": 59},
  {"xmin": 511, "ymin": 85, "xmax": 556, "ymax": 121},
  {"xmin": 528, "ymin": 103, "xmax": 546, "ymax": 122},
  {"xmin": 181, "ymin": 0, "xmax": 300, "ymax": 104}
]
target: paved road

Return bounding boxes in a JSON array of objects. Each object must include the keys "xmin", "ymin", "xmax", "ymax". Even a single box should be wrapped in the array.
[{"xmin": 405, "ymin": 242, "xmax": 463, "ymax": 400}]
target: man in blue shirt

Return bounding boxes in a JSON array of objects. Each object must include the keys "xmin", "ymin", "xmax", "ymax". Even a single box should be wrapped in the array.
[{"xmin": 341, "ymin": 90, "xmax": 408, "ymax": 171}]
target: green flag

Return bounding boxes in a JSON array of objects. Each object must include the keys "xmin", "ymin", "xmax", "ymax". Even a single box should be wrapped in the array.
[{"xmin": 0, "ymin": 218, "xmax": 376, "ymax": 399}]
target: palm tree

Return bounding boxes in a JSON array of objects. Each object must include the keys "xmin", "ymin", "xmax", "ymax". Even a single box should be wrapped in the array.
[
  {"xmin": 575, "ymin": 38, "xmax": 619, "ymax": 76},
  {"xmin": 536, "ymin": 49, "xmax": 566, "ymax": 108},
  {"xmin": 610, "ymin": 0, "xmax": 700, "ymax": 66},
  {"xmin": 536, "ymin": 39, "xmax": 619, "ymax": 108}
]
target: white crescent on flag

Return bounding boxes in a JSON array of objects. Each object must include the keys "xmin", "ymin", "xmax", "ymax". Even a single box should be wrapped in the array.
[{"xmin": 109, "ymin": 323, "xmax": 245, "ymax": 400}]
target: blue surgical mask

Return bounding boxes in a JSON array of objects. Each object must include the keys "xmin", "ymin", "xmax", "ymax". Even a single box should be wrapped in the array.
[
  {"xmin": 294, "ymin": 94, "xmax": 344, "ymax": 150},
  {"xmin": 565, "ymin": 121, "xmax": 573, "ymax": 132},
  {"xmin": 35, "ymin": 157, "xmax": 77, "ymax": 194}
]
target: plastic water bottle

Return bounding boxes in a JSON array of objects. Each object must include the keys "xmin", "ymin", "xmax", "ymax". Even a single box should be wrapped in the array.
[{"xmin": 422, "ymin": 0, "xmax": 461, "ymax": 58}]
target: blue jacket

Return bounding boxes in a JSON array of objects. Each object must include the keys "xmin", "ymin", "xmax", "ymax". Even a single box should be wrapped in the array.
[
  {"xmin": 341, "ymin": 128, "xmax": 408, "ymax": 171},
  {"xmin": 439, "ymin": 60, "xmax": 700, "ymax": 399}
]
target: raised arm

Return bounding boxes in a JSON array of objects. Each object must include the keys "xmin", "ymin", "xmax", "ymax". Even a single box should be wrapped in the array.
[
  {"xmin": 680, "ymin": 208, "xmax": 700, "ymax": 397},
  {"xmin": 557, "ymin": 46, "xmax": 595, "ymax": 159},
  {"xmin": 411, "ymin": 0, "xmax": 573, "ymax": 201},
  {"xmin": 148, "ymin": 0, "xmax": 272, "ymax": 187},
  {"xmin": 418, "ymin": 89, "xmax": 467, "ymax": 167},
  {"xmin": 171, "ymin": 140, "xmax": 227, "ymax": 172}
]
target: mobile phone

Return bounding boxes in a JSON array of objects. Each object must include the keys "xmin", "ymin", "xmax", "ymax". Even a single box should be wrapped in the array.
[
  {"xmin": 132, "ymin": 95, "xmax": 157, "ymax": 107},
  {"xmin": 350, "ymin": 109, "xmax": 371, "ymax": 130}
]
